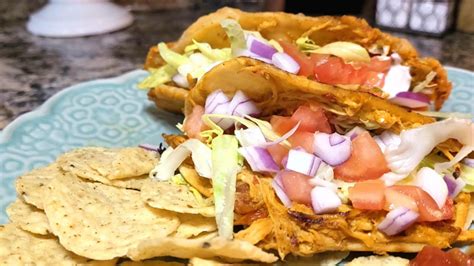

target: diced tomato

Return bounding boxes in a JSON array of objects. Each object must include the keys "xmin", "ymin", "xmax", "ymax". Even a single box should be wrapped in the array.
[
  {"xmin": 312, "ymin": 55, "xmax": 391, "ymax": 88},
  {"xmin": 447, "ymin": 248, "xmax": 474, "ymax": 266},
  {"xmin": 384, "ymin": 187, "xmax": 418, "ymax": 212},
  {"xmin": 288, "ymin": 131, "xmax": 315, "ymax": 153},
  {"xmin": 270, "ymin": 115, "xmax": 299, "ymax": 136},
  {"xmin": 291, "ymin": 105, "xmax": 332, "ymax": 133},
  {"xmin": 388, "ymin": 185, "xmax": 454, "ymax": 222},
  {"xmin": 411, "ymin": 246, "xmax": 472, "ymax": 266},
  {"xmin": 366, "ymin": 56, "xmax": 392, "ymax": 72},
  {"xmin": 183, "ymin": 105, "xmax": 207, "ymax": 139},
  {"xmin": 279, "ymin": 40, "xmax": 313, "ymax": 77},
  {"xmin": 280, "ymin": 170, "xmax": 313, "ymax": 205},
  {"xmin": 334, "ymin": 132, "xmax": 389, "ymax": 182},
  {"xmin": 348, "ymin": 179, "xmax": 386, "ymax": 210},
  {"xmin": 267, "ymin": 144, "xmax": 289, "ymax": 167}
]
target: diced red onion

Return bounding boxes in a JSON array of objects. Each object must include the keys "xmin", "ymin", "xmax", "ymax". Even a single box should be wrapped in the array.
[
  {"xmin": 463, "ymin": 158, "xmax": 474, "ymax": 168},
  {"xmin": 443, "ymin": 175, "xmax": 465, "ymax": 198},
  {"xmin": 271, "ymin": 52, "xmax": 300, "ymax": 74},
  {"xmin": 281, "ymin": 155, "xmax": 288, "ymax": 168},
  {"xmin": 378, "ymin": 207, "xmax": 419, "ymax": 236},
  {"xmin": 390, "ymin": 91, "xmax": 430, "ymax": 109},
  {"xmin": 414, "ymin": 167, "xmax": 448, "ymax": 209},
  {"xmin": 228, "ymin": 91, "xmax": 260, "ymax": 117},
  {"xmin": 205, "ymin": 90, "xmax": 230, "ymax": 114},
  {"xmin": 238, "ymin": 146, "xmax": 280, "ymax": 173},
  {"xmin": 138, "ymin": 144, "xmax": 161, "ymax": 152},
  {"xmin": 313, "ymin": 132, "xmax": 352, "ymax": 166},
  {"xmin": 345, "ymin": 126, "xmax": 367, "ymax": 140},
  {"xmin": 285, "ymin": 149, "xmax": 322, "ymax": 177},
  {"xmin": 236, "ymin": 49, "xmax": 273, "ymax": 64},
  {"xmin": 235, "ymin": 127, "xmax": 267, "ymax": 147},
  {"xmin": 272, "ymin": 174, "xmax": 292, "ymax": 207},
  {"xmin": 311, "ymin": 186, "xmax": 341, "ymax": 214},
  {"xmin": 249, "ymin": 37, "xmax": 277, "ymax": 60}
]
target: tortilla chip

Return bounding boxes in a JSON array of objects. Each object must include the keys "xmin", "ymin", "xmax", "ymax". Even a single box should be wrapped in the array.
[
  {"xmin": 173, "ymin": 214, "xmax": 217, "ymax": 239},
  {"xmin": 234, "ymin": 218, "xmax": 272, "ymax": 245},
  {"xmin": 142, "ymin": 180, "xmax": 215, "ymax": 217},
  {"xmin": 0, "ymin": 223, "xmax": 116, "ymax": 265},
  {"xmin": 43, "ymin": 174, "xmax": 180, "ymax": 260},
  {"xmin": 346, "ymin": 255, "xmax": 409, "ymax": 266},
  {"xmin": 120, "ymin": 259, "xmax": 184, "ymax": 266},
  {"xmin": 127, "ymin": 236, "xmax": 278, "ymax": 263},
  {"xmin": 6, "ymin": 199, "xmax": 51, "ymax": 235},
  {"xmin": 280, "ymin": 252, "xmax": 350, "ymax": 266},
  {"xmin": 57, "ymin": 147, "xmax": 159, "ymax": 182},
  {"xmin": 179, "ymin": 165, "xmax": 213, "ymax": 197},
  {"xmin": 15, "ymin": 163, "xmax": 63, "ymax": 209},
  {"xmin": 106, "ymin": 175, "xmax": 153, "ymax": 190}
]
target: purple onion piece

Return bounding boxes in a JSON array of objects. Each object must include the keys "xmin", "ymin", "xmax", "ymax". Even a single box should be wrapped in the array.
[
  {"xmin": 378, "ymin": 207, "xmax": 419, "ymax": 236},
  {"xmin": 249, "ymin": 38, "xmax": 277, "ymax": 59},
  {"xmin": 271, "ymin": 52, "xmax": 300, "ymax": 74},
  {"xmin": 396, "ymin": 91, "xmax": 430, "ymax": 103},
  {"xmin": 313, "ymin": 132, "xmax": 351, "ymax": 166},
  {"xmin": 285, "ymin": 149, "xmax": 322, "ymax": 177},
  {"xmin": 463, "ymin": 158, "xmax": 474, "ymax": 168},
  {"xmin": 344, "ymin": 126, "xmax": 367, "ymax": 140},
  {"xmin": 205, "ymin": 90, "xmax": 230, "ymax": 114},
  {"xmin": 443, "ymin": 175, "xmax": 465, "ymax": 198},
  {"xmin": 271, "ymin": 177, "xmax": 292, "ymax": 208},
  {"xmin": 329, "ymin": 133, "xmax": 346, "ymax": 146},
  {"xmin": 138, "ymin": 144, "xmax": 161, "ymax": 152},
  {"xmin": 238, "ymin": 146, "xmax": 279, "ymax": 173}
]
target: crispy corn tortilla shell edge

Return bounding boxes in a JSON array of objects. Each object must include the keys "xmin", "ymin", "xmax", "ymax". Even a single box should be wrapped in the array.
[{"xmin": 145, "ymin": 7, "xmax": 451, "ymax": 112}]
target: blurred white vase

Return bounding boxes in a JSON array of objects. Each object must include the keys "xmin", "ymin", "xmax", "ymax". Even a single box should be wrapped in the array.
[{"xmin": 27, "ymin": 0, "xmax": 134, "ymax": 38}]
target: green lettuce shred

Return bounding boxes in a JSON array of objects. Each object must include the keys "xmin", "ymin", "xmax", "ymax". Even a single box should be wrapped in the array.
[
  {"xmin": 220, "ymin": 19, "xmax": 247, "ymax": 56},
  {"xmin": 296, "ymin": 36, "xmax": 320, "ymax": 51},
  {"xmin": 158, "ymin": 42, "xmax": 190, "ymax": 69},
  {"xmin": 192, "ymin": 40, "xmax": 231, "ymax": 61},
  {"xmin": 461, "ymin": 164, "xmax": 474, "ymax": 192},
  {"xmin": 211, "ymin": 135, "xmax": 241, "ymax": 239},
  {"xmin": 137, "ymin": 64, "xmax": 176, "ymax": 89}
]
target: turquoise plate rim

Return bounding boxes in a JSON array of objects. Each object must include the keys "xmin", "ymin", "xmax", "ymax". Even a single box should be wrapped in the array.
[{"xmin": 0, "ymin": 69, "xmax": 148, "ymax": 141}]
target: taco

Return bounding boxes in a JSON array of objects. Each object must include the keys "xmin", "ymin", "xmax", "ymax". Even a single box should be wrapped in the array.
[
  {"xmin": 150, "ymin": 56, "xmax": 474, "ymax": 260},
  {"xmin": 140, "ymin": 7, "xmax": 451, "ymax": 113}
]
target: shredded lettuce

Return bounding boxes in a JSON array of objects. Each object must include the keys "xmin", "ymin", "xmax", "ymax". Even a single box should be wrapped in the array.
[
  {"xmin": 412, "ymin": 71, "xmax": 437, "ymax": 93},
  {"xmin": 158, "ymin": 42, "xmax": 190, "ymax": 69},
  {"xmin": 415, "ymin": 111, "xmax": 472, "ymax": 120},
  {"xmin": 461, "ymin": 164, "xmax": 474, "ymax": 192},
  {"xmin": 220, "ymin": 19, "xmax": 247, "ymax": 56},
  {"xmin": 137, "ymin": 65, "xmax": 176, "ymax": 89},
  {"xmin": 211, "ymin": 135, "xmax": 241, "ymax": 239},
  {"xmin": 312, "ymin": 41, "xmax": 371, "ymax": 63},
  {"xmin": 200, "ymin": 114, "xmax": 291, "ymax": 147},
  {"xmin": 150, "ymin": 139, "xmax": 212, "ymax": 181},
  {"xmin": 191, "ymin": 40, "xmax": 232, "ymax": 61},
  {"xmin": 296, "ymin": 36, "xmax": 320, "ymax": 51}
]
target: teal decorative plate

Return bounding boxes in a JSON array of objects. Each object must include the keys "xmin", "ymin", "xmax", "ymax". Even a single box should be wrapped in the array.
[{"xmin": 0, "ymin": 67, "xmax": 473, "ymax": 225}]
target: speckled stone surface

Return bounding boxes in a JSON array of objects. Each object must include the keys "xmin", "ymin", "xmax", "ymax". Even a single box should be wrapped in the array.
[{"xmin": 0, "ymin": 1, "xmax": 473, "ymax": 129}]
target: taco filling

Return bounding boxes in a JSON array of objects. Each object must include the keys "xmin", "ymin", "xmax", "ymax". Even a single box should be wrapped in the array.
[{"xmin": 150, "ymin": 84, "xmax": 474, "ymax": 258}]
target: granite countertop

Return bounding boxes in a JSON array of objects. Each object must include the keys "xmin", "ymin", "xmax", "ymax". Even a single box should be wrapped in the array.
[{"xmin": 1, "ymin": 2, "xmax": 473, "ymax": 130}]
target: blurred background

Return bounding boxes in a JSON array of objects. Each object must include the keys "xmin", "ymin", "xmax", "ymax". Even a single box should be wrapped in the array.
[{"xmin": 0, "ymin": 0, "xmax": 473, "ymax": 129}]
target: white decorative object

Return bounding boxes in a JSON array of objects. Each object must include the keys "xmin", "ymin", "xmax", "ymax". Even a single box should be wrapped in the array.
[{"xmin": 27, "ymin": 0, "xmax": 134, "ymax": 38}]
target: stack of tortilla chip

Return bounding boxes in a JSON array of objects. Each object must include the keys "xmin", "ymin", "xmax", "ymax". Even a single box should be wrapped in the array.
[{"xmin": 1, "ymin": 147, "xmax": 278, "ymax": 264}]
